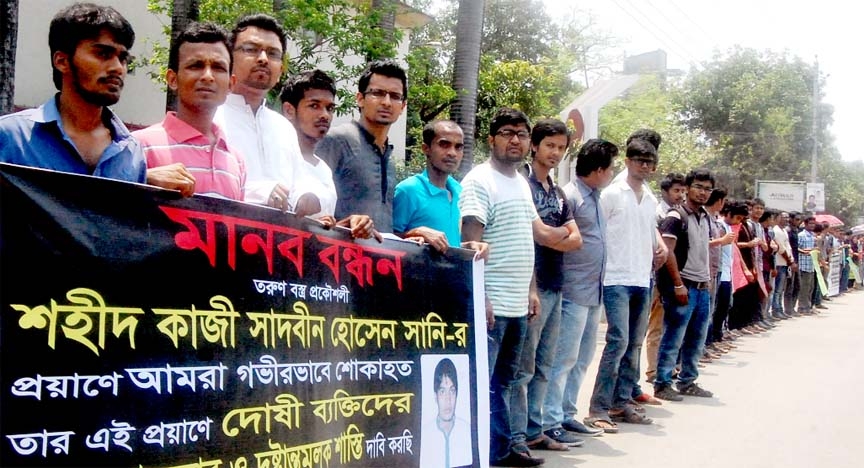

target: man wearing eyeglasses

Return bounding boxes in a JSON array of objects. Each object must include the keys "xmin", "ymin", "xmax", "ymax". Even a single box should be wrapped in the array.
[
  {"xmin": 460, "ymin": 108, "xmax": 575, "ymax": 467},
  {"xmin": 654, "ymin": 169, "xmax": 717, "ymax": 400},
  {"xmin": 214, "ymin": 14, "xmax": 319, "ymax": 215},
  {"xmin": 317, "ymin": 59, "xmax": 408, "ymax": 234}
]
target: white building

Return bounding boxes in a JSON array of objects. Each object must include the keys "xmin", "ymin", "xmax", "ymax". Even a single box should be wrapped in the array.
[{"xmin": 13, "ymin": 0, "xmax": 430, "ymax": 160}]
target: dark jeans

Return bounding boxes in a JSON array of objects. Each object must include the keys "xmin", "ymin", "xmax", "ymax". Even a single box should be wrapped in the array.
[
  {"xmin": 728, "ymin": 282, "xmax": 758, "ymax": 330},
  {"xmin": 711, "ymin": 280, "xmax": 732, "ymax": 342},
  {"xmin": 656, "ymin": 283, "xmax": 712, "ymax": 387},
  {"xmin": 488, "ymin": 315, "xmax": 528, "ymax": 461},
  {"xmin": 589, "ymin": 285, "xmax": 650, "ymax": 416},
  {"xmin": 784, "ymin": 268, "xmax": 800, "ymax": 314},
  {"xmin": 772, "ymin": 266, "xmax": 788, "ymax": 313}
]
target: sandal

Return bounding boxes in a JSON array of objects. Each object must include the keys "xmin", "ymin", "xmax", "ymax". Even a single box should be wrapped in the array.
[
  {"xmin": 609, "ymin": 407, "xmax": 653, "ymax": 425},
  {"xmin": 626, "ymin": 400, "xmax": 646, "ymax": 413},
  {"xmin": 526, "ymin": 434, "xmax": 570, "ymax": 452},
  {"xmin": 583, "ymin": 416, "xmax": 619, "ymax": 434}
]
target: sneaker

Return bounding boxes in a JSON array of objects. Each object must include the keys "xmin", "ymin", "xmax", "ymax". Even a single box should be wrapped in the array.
[
  {"xmin": 543, "ymin": 428, "xmax": 585, "ymax": 446},
  {"xmin": 816, "ymin": 304, "xmax": 828, "ymax": 310},
  {"xmin": 676, "ymin": 382, "xmax": 714, "ymax": 398},
  {"xmin": 654, "ymin": 384, "xmax": 684, "ymax": 401},
  {"xmin": 562, "ymin": 419, "xmax": 604, "ymax": 436},
  {"xmin": 491, "ymin": 450, "xmax": 545, "ymax": 467}
]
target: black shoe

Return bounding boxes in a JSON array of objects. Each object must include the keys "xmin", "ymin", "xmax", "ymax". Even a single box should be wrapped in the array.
[
  {"xmin": 676, "ymin": 382, "xmax": 714, "ymax": 397},
  {"xmin": 654, "ymin": 384, "xmax": 684, "ymax": 401},
  {"xmin": 543, "ymin": 428, "xmax": 584, "ymax": 446},
  {"xmin": 491, "ymin": 450, "xmax": 545, "ymax": 467},
  {"xmin": 562, "ymin": 419, "xmax": 604, "ymax": 437}
]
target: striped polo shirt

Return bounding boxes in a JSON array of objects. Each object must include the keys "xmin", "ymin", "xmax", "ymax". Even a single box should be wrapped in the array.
[
  {"xmin": 135, "ymin": 112, "xmax": 246, "ymax": 200},
  {"xmin": 459, "ymin": 163, "xmax": 538, "ymax": 318}
]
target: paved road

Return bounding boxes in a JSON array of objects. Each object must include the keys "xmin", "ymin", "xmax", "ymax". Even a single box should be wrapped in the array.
[{"xmin": 536, "ymin": 289, "xmax": 864, "ymax": 468}]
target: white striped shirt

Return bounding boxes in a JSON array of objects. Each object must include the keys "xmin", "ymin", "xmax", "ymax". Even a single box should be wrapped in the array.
[{"xmin": 459, "ymin": 163, "xmax": 538, "ymax": 317}]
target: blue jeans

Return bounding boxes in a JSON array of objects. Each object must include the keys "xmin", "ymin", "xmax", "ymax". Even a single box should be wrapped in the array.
[
  {"xmin": 656, "ymin": 284, "xmax": 711, "ymax": 387},
  {"xmin": 510, "ymin": 289, "xmax": 561, "ymax": 442},
  {"xmin": 488, "ymin": 315, "xmax": 528, "ymax": 461},
  {"xmin": 772, "ymin": 266, "xmax": 788, "ymax": 313},
  {"xmin": 541, "ymin": 300, "xmax": 602, "ymax": 430},
  {"xmin": 588, "ymin": 285, "xmax": 651, "ymax": 416}
]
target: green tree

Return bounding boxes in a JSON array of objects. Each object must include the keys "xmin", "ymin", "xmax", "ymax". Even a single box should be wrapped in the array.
[
  {"xmin": 599, "ymin": 75, "xmax": 716, "ymax": 187},
  {"xmin": 677, "ymin": 47, "xmax": 826, "ymax": 197}
]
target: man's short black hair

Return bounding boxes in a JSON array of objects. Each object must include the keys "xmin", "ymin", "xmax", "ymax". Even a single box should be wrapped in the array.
[
  {"xmin": 706, "ymin": 187, "xmax": 727, "ymax": 206},
  {"xmin": 489, "ymin": 108, "xmax": 531, "ymax": 137},
  {"xmin": 280, "ymin": 69, "xmax": 336, "ymax": 107},
  {"xmin": 433, "ymin": 358, "xmax": 458, "ymax": 393},
  {"xmin": 229, "ymin": 14, "xmax": 287, "ymax": 53},
  {"xmin": 49, "ymin": 2, "xmax": 135, "ymax": 90},
  {"xmin": 421, "ymin": 120, "xmax": 461, "ymax": 146},
  {"xmin": 625, "ymin": 128, "xmax": 662, "ymax": 150},
  {"xmin": 760, "ymin": 209, "xmax": 779, "ymax": 223},
  {"xmin": 168, "ymin": 22, "xmax": 231, "ymax": 73},
  {"xmin": 804, "ymin": 215, "xmax": 816, "ymax": 224},
  {"xmin": 574, "ymin": 139, "xmax": 618, "ymax": 177},
  {"xmin": 660, "ymin": 173, "xmax": 686, "ymax": 192},
  {"xmin": 625, "ymin": 139, "xmax": 657, "ymax": 161},
  {"xmin": 721, "ymin": 199, "xmax": 749, "ymax": 217},
  {"xmin": 750, "ymin": 197, "xmax": 766, "ymax": 208},
  {"xmin": 530, "ymin": 119, "xmax": 571, "ymax": 152},
  {"xmin": 685, "ymin": 169, "xmax": 715, "ymax": 188},
  {"xmin": 358, "ymin": 59, "xmax": 407, "ymax": 95}
]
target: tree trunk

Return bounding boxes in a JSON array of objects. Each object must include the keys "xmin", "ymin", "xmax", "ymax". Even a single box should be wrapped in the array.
[
  {"xmin": 451, "ymin": 0, "xmax": 484, "ymax": 177},
  {"xmin": 165, "ymin": 0, "xmax": 200, "ymax": 112},
  {"xmin": 0, "ymin": 0, "xmax": 19, "ymax": 115}
]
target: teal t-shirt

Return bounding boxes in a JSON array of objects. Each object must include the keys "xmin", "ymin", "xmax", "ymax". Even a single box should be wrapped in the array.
[{"xmin": 393, "ymin": 169, "xmax": 462, "ymax": 246}]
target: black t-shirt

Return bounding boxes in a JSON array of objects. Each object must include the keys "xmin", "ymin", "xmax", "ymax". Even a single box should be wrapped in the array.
[{"xmin": 522, "ymin": 165, "xmax": 574, "ymax": 292}]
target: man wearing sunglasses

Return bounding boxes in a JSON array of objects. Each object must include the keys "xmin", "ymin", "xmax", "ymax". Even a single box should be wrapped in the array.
[{"xmin": 317, "ymin": 59, "xmax": 408, "ymax": 234}]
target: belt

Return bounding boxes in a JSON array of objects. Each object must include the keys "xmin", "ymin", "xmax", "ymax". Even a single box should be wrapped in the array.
[{"xmin": 682, "ymin": 279, "xmax": 710, "ymax": 290}]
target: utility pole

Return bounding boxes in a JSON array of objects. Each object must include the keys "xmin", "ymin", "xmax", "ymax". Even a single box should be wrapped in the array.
[{"xmin": 810, "ymin": 56, "xmax": 819, "ymax": 183}]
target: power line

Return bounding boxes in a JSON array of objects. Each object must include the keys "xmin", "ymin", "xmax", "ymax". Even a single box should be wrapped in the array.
[
  {"xmin": 667, "ymin": 0, "xmax": 720, "ymax": 45},
  {"xmin": 609, "ymin": 0, "xmax": 701, "ymax": 69},
  {"xmin": 619, "ymin": 0, "xmax": 703, "ymax": 66}
]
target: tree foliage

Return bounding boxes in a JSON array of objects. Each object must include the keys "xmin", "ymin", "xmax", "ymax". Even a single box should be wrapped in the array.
[
  {"xmin": 676, "ymin": 47, "xmax": 861, "ymax": 222},
  {"xmin": 598, "ymin": 75, "xmax": 716, "ymax": 184}
]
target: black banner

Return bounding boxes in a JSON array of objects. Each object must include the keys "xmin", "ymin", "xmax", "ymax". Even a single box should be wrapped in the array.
[{"xmin": 0, "ymin": 164, "xmax": 484, "ymax": 468}]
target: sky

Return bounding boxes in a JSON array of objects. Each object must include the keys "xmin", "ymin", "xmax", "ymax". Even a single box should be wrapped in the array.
[{"xmin": 540, "ymin": 0, "xmax": 862, "ymax": 162}]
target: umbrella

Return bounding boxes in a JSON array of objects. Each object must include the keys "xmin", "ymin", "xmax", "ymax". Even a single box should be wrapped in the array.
[
  {"xmin": 814, "ymin": 214, "xmax": 843, "ymax": 226},
  {"xmin": 851, "ymin": 224, "xmax": 864, "ymax": 235}
]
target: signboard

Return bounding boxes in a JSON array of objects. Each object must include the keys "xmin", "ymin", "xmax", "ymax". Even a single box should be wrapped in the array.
[
  {"xmin": 806, "ymin": 182, "xmax": 826, "ymax": 212},
  {"xmin": 755, "ymin": 180, "xmax": 806, "ymax": 213},
  {"xmin": 0, "ymin": 164, "xmax": 488, "ymax": 468}
]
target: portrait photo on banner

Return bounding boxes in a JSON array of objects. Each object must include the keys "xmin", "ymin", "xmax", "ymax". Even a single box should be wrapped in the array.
[{"xmin": 419, "ymin": 354, "xmax": 474, "ymax": 468}]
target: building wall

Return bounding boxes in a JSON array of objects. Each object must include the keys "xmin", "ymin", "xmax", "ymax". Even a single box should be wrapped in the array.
[{"xmin": 15, "ymin": 0, "xmax": 167, "ymax": 127}]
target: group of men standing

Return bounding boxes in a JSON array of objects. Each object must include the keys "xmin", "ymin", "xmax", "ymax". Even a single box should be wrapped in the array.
[{"xmin": 4, "ymin": 3, "xmax": 858, "ymax": 468}]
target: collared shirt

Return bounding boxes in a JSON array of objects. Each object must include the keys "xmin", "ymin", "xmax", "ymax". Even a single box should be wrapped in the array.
[
  {"xmin": 0, "ymin": 95, "xmax": 145, "ymax": 182},
  {"xmin": 135, "ymin": 112, "xmax": 246, "ymax": 201},
  {"xmin": 393, "ymin": 169, "xmax": 462, "ymax": 246},
  {"xmin": 459, "ymin": 163, "xmax": 538, "ymax": 317},
  {"xmin": 749, "ymin": 219, "xmax": 765, "ymax": 269},
  {"xmin": 600, "ymin": 177, "xmax": 657, "ymax": 288},
  {"xmin": 660, "ymin": 203, "xmax": 711, "ymax": 283},
  {"xmin": 773, "ymin": 225, "xmax": 792, "ymax": 266},
  {"xmin": 562, "ymin": 177, "xmax": 606, "ymax": 306},
  {"xmin": 708, "ymin": 214, "xmax": 723, "ymax": 278},
  {"xmin": 788, "ymin": 226, "xmax": 800, "ymax": 262},
  {"xmin": 522, "ymin": 164, "xmax": 574, "ymax": 292},
  {"xmin": 317, "ymin": 121, "xmax": 396, "ymax": 232},
  {"xmin": 214, "ymin": 93, "xmax": 303, "ymax": 205},
  {"xmin": 798, "ymin": 229, "xmax": 816, "ymax": 272}
]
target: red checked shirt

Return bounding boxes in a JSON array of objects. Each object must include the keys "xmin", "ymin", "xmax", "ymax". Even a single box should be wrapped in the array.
[{"xmin": 135, "ymin": 112, "xmax": 246, "ymax": 201}]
